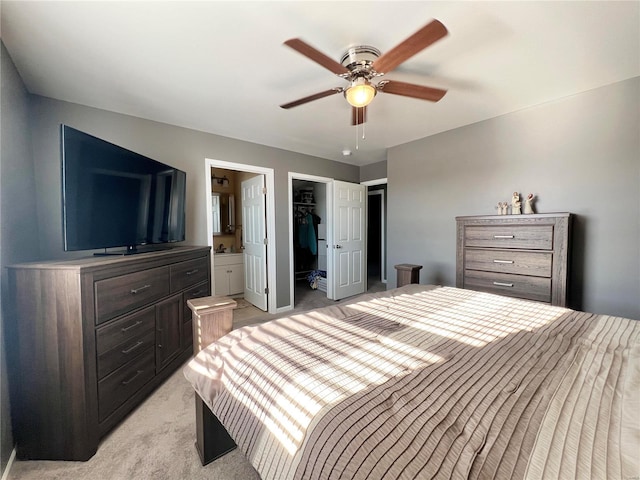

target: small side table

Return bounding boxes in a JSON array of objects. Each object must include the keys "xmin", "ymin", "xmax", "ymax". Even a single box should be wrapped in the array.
[
  {"xmin": 187, "ymin": 295, "xmax": 237, "ymax": 353},
  {"xmin": 395, "ymin": 264, "xmax": 423, "ymax": 287}
]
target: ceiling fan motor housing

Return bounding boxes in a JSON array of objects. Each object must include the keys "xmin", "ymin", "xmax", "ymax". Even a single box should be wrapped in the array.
[{"xmin": 340, "ymin": 45, "xmax": 382, "ymax": 78}]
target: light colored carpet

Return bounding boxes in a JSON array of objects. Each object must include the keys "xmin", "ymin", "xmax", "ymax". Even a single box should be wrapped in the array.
[
  {"xmin": 5, "ymin": 304, "xmax": 306, "ymax": 479},
  {"xmin": 7, "ymin": 279, "xmax": 386, "ymax": 479},
  {"xmin": 233, "ymin": 277, "xmax": 386, "ymax": 329},
  {"xmin": 7, "ymin": 362, "xmax": 260, "ymax": 480}
]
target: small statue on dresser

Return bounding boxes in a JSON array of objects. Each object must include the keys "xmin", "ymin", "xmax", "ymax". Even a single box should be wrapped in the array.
[
  {"xmin": 524, "ymin": 193, "xmax": 535, "ymax": 214},
  {"xmin": 511, "ymin": 192, "xmax": 521, "ymax": 214}
]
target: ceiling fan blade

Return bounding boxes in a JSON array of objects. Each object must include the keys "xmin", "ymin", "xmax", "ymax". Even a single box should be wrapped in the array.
[
  {"xmin": 378, "ymin": 80, "xmax": 446, "ymax": 102},
  {"xmin": 280, "ymin": 88, "xmax": 342, "ymax": 109},
  {"xmin": 351, "ymin": 106, "xmax": 367, "ymax": 126},
  {"xmin": 284, "ymin": 38, "xmax": 349, "ymax": 75},
  {"xmin": 372, "ymin": 19, "xmax": 448, "ymax": 74}
]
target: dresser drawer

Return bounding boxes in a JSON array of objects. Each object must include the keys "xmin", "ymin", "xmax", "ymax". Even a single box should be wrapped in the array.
[
  {"xmin": 171, "ymin": 257, "xmax": 209, "ymax": 293},
  {"xmin": 181, "ymin": 283, "xmax": 208, "ymax": 353},
  {"xmin": 465, "ymin": 225, "xmax": 553, "ymax": 250},
  {"xmin": 465, "ymin": 249, "xmax": 552, "ymax": 277},
  {"xmin": 98, "ymin": 346, "xmax": 155, "ymax": 422},
  {"xmin": 464, "ymin": 270, "xmax": 551, "ymax": 303},
  {"xmin": 95, "ymin": 266, "xmax": 170, "ymax": 324},
  {"xmin": 182, "ymin": 282, "xmax": 210, "ymax": 323},
  {"xmin": 96, "ymin": 307, "xmax": 156, "ymax": 379}
]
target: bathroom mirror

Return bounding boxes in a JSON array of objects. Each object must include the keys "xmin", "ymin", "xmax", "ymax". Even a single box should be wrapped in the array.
[{"xmin": 211, "ymin": 193, "xmax": 235, "ymax": 235}]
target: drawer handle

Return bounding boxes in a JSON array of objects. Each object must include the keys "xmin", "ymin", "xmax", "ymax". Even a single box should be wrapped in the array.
[
  {"xmin": 493, "ymin": 281, "xmax": 514, "ymax": 287},
  {"xmin": 186, "ymin": 269, "xmax": 199, "ymax": 276},
  {"xmin": 493, "ymin": 260, "xmax": 514, "ymax": 264},
  {"xmin": 121, "ymin": 370, "xmax": 144, "ymax": 386},
  {"xmin": 493, "ymin": 235, "xmax": 514, "ymax": 239},
  {"xmin": 121, "ymin": 341, "xmax": 144, "ymax": 354},
  {"xmin": 189, "ymin": 290, "xmax": 207, "ymax": 298},
  {"xmin": 130, "ymin": 284, "xmax": 151, "ymax": 295},
  {"xmin": 121, "ymin": 320, "xmax": 143, "ymax": 333}
]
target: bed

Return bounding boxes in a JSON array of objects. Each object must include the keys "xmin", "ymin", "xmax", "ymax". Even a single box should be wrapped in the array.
[{"xmin": 184, "ymin": 285, "xmax": 640, "ymax": 479}]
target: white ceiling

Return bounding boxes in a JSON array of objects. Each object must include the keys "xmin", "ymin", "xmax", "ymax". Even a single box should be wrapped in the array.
[{"xmin": 2, "ymin": 1, "xmax": 638, "ymax": 166}]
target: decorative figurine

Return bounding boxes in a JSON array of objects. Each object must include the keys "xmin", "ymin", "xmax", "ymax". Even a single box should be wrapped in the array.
[
  {"xmin": 502, "ymin": 202, "xmax": 509, "ymax": 215},
  {"xmin": 524, "ymin": 193, "xmax": 535, "ymax": 214},
  {"xmin": 511, "ymin": 192, "xmax": 521, "ymax": 214}
]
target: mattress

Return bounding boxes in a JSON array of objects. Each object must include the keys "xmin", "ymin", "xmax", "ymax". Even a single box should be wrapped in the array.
[{"xmin": 184, "ymin": 285, "xmax": 640, "ymax": 480}]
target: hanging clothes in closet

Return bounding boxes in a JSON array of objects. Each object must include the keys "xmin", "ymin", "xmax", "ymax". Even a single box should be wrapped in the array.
[
  {"xmin": 298, "ymin": 211, "xmax": 317, "ymax": 254},
  {"xmin": 294, "ymin": 208, "xmax": 321, "ymax": 273}
]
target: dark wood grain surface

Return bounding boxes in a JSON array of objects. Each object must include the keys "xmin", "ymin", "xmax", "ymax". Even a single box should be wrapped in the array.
[{"xmin": 7, "ymin": 246, "xmax": 211, "ymax": 460}]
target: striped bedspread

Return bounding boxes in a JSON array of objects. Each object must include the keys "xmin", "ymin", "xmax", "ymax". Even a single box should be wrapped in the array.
[{"xmin": 184, "ymin": 285, "xmax": 640, "ymax": 480}]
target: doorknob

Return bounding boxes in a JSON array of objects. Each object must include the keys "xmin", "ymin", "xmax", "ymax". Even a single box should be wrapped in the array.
[{"xmin": 335, "ymin": 245, "xmax": 342, "ymax": 249}]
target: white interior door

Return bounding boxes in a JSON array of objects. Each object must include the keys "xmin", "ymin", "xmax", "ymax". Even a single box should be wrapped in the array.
[
  {"xmin": 242, "ymin": 175, "xmax": 268, "ymax": 311},
  {"xmin": 332, "ymin": 180, "xmax": 366, "ymax": 300}
]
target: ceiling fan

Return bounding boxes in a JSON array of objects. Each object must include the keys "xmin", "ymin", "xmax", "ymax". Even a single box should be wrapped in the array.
[{"xmin": 280, "ymin": 19, "xmax": 449, "ymax": 125}]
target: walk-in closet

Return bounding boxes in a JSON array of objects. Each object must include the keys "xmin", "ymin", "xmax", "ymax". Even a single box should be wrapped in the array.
[{"xmin": 292, "ymin": 180, "xmax": 327, "ymax": 305}]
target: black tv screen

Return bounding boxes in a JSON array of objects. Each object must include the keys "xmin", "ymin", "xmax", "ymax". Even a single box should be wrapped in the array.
[{"xmin": 61, "ymin": 125, "xmax": 186, "ymax": 253}]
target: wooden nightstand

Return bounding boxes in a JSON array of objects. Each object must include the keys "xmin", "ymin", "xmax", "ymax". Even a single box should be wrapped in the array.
[
  {"xmin": 187, "ymin": 295, "xmax": 238, "ymax": 465},
  {"xmin": 187, "ymin": 296, "xmax": 237, "ymax": 353},
  {"xmin": 395, "ymin": 263, "xmax": 423, "ymax": 287}
]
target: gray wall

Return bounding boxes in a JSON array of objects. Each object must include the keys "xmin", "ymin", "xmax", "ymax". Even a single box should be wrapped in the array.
[
  {"xmin": 0, "ymin": 42, "xmax": 39, "ymax": 476},
  {"xmin": 360, "ymin": 160, "xmax": 387, "ymax": 183},
  {"xmin": 28, "ymin": 96, "xmax": 359, "ymax": 308},
  {"xmin": 0, "ymin": 70, "xmax": 357, "ymax": 470},
  {"xmin": 387, "ymin": 77, "xmax": 640, "ymax": 320}
]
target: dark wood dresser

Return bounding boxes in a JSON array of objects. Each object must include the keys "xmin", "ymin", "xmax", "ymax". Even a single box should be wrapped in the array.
[
  {"xmin": 7, "ymin": 246, "xmax": 211, "ymax": 460},
  {"xmin": 456, "ymin": 214, "xmax": 571, "ymax": 306}
]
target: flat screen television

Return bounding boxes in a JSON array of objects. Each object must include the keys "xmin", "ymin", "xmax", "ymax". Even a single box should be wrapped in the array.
[{"xmin": 61, "ymin": 125, "xmax": 186, "ymax": 254}]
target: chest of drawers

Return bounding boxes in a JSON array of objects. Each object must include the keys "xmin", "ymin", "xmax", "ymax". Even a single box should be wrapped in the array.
[
  {"xmin": 7, "ymin": 246, "xmax": 211, "ymax": 461},
  {"xmin": 456, "ymin": 214, "xmax": 571, "ymax": 306}
]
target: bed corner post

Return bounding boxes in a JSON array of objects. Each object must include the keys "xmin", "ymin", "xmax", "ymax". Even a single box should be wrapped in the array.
[{"xmin": 195, "ymin": 395, "xmax": 237, "ymax": 466}]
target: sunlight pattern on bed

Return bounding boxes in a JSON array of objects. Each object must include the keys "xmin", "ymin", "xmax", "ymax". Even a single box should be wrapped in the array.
[
  {"xmin": 184, "ymin": 285, "xmax": 640, "ymax": 480},
  {"xmin": 219, "ymin": 313, "xmax": 446, "ymax": 456}
]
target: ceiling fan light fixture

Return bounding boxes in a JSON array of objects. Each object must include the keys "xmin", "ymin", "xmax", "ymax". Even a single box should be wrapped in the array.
[{"xmin": 344, "ymin": 77, "xmax": 376, "ymax": 108}]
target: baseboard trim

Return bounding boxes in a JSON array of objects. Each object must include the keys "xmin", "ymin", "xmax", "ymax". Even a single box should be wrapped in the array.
[
  {"xmin": 275, "ymin": 305, "xmax": 293, "ymax": 314},
  {"xmin": 1, "ymin": 448, "xmax": 16, "ymax": 480}
]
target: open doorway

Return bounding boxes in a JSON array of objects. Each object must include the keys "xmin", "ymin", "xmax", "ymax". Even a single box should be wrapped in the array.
[
  {"xmin": 364, "ymin": 179, "xmax": 387, "ymax": 293},
  {"xmin": 288, "ymin": 173, "xmax": 383, "ymax": 311},
  {"xmin": 205, "ymin": 159, "xmax": 276, "ymax": 314},
  {"xmin": 367, "ymin": 186, "xmax": 387, "ymax": 289},
  {"xmin": 289, "ymin": 174, "xmax": 331, "ymax": 309}
]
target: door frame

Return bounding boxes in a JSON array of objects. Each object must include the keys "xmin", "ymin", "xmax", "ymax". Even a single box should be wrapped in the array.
[
  {"xmin": 288, "ymin": 172, "xmax": 335, "ymax": 308},
  {"xmin": 367, "ymin": 188, "xmax": 386, "ymax": 284},
  {"xmin": 205, "ymin": 158, "xmax": 277, "ymax": 314},
  {"xmin": 362, "ymin": 178, "xmax": 388, "ymax": 283}
]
